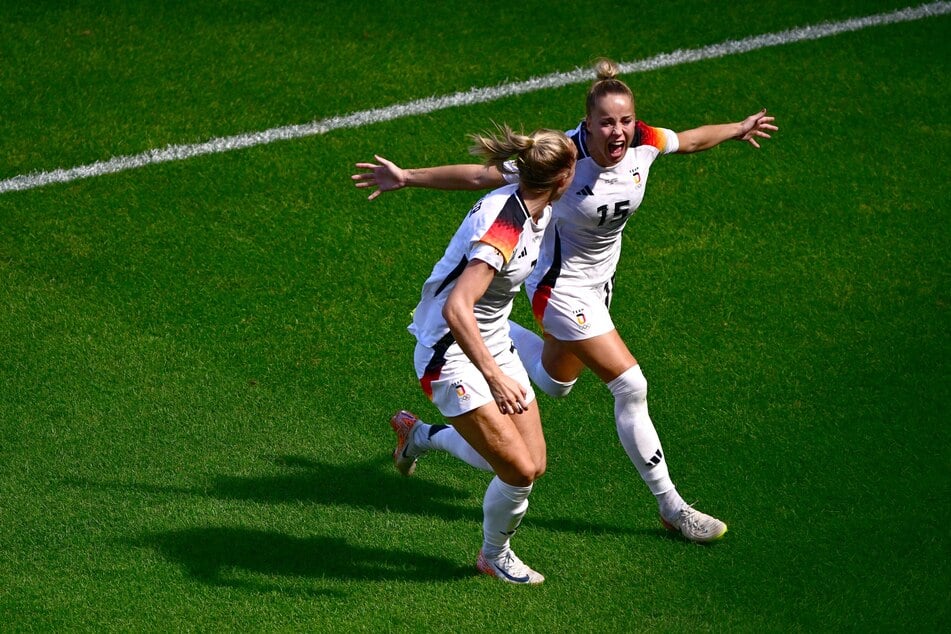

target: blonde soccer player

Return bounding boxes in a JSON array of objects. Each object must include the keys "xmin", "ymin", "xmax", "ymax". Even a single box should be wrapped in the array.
[{"xmin": 394, "ymin": 124, "xmax": 575, "ymax": 584}]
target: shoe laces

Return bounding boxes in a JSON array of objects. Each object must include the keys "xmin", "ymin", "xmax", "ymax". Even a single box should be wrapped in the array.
[
  {"xmin": 495, "ymin": 549, "xmax": 526, "ymax": 573},
  {"xmin": 680, "ymin": 506, "xmax": 704, "ymax": 531},
  {"xmin": 681, "ymin": 503, "xmax": 722, "ymax": 533}
]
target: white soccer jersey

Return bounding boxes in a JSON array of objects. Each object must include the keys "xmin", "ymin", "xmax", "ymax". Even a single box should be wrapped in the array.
[
  {"xmin": 525, "ymin": 120, "xmax": 679, "ymax": 310},
  {"xmin": 409, "ymin": 183, "xmax": 550, "ymax": 354}
]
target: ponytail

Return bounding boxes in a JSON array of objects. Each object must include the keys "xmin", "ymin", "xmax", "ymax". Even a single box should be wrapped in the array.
[{"xmin": 469, "ymin": 123, "xmax": 574, "ymax": 193}]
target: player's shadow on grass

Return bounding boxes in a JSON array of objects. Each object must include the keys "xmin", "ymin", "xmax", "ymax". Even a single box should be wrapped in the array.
[
  {"xmin": 70, "ymin": 454, "xmax": 648, "ymax": 536},
  {"xmin": 210, "ymin": 454, "xmax": 483, "ymax": 524},
  {"xmin": 132, "ymin": 526, "xmax": 471, "ymax": 592},
  {"xmin": 70, "ymin": 456, "xmax": 648, "ymax": 535},
  {"xmin": 210, "ymin": 455, "xmax": 647, "ymax": 537},
  {"xmin": 67, "ymin": 455, "xmax": 479, "ymax": 523}
]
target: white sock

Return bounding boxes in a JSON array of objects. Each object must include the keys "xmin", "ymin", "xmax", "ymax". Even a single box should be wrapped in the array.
[
  {"xmin": 425, "ymin": 424, "xmax": 493, "ymax": 472},
  {"xmin": 508, "ymin": 320, "xmax": 575, "ymax": 398},
  {"xmin": 482, "ymin": 477, "xmax": 532, "ymax": 557},
  {"xmin": 656, "ymin": 488, "xmax": 687, "ymax": 522},
  {"xmin": 508, "ymin": 320, "xmax": 544, "ymax": 365},
  {"xmin": 607, "ymin": 365, "xmax": 676, "ymax": 497}
]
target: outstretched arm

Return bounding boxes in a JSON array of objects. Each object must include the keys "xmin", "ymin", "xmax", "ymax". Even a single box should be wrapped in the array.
[
  {"xmin": 352, "ymin": 155, "xmax": 507, "ymax": 200},
  {"xmin": 675, "ymin": 108, "xmax": 778, "ymax": 153}
]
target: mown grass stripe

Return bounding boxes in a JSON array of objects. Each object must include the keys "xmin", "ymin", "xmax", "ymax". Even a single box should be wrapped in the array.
[{"xmin": 1, "ymin": 1, "xmax": 947, "ymax": 195}]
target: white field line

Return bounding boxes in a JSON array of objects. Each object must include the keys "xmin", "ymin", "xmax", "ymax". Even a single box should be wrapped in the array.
[{"xmin": 2, "ymin": 1, "xmax": 948, "ymax": 195}]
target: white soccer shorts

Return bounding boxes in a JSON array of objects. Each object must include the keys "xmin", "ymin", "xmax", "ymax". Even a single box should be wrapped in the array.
[
  {"xmin": 529, "ymin": 282, "xmax": 616, "ymax": 342},
  {"xmin": 414, "ymin": 336, "xmax": 536, "ymax": 418}
]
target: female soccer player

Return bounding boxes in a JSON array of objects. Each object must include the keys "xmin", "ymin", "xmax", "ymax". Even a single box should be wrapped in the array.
[
  {"xmin": 356, "ymin": 59, "xmax": 777, "ymax": 544},
  {"xmin": 398, "ymin": 124, "xmax": 575, "ymax": 584}
]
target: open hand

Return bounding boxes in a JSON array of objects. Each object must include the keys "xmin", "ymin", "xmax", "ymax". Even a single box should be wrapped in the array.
[
  {"xmin": 351, "ymin": 154, "xmax": 405, "ymax": 200},
  {"xmin": 737, "ymin": 109, "xmax": 778, "ymax": 149}
]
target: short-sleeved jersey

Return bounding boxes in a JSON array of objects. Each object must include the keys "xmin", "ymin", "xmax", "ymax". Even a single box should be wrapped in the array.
[
  {"xmin": 409, "ymin": 184, "xmax": 550, "ymax": 353},
  {"xmin": 524, "ymin": 120, "xmax": 679, "ymax": 296}
]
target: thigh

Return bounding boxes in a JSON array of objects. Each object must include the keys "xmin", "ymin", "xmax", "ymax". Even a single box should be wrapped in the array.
[
  {"xmin": 541, "ymin": 333, "xmax": 586, "ymax": 383},
  {"xmin": 533, "ymin": 283, "xmax": 635, "ymax": 383},
  {"xmin": 561, "ymin": 329, "xmax": 637, "ymax": 383},
  {"xmin": 510, "ymin": 400, "xmax": 546, "ymax": 475},
  {"xmin": 449, "ymin": 402, "xmax": 544, "ymax": 486},
  {"xmin": 540, "ymin": 326, "xmax": 638, "ymax": 385}
]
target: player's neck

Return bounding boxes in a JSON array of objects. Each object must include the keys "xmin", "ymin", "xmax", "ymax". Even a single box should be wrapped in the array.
[{"xmin": 520, "ymin": 190, "xmax": 552, "ymax": 222}]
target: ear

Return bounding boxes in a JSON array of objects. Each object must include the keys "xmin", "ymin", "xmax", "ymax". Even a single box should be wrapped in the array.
[{"xmin": 553, "ymin": 169, "xmax": 572, "ymax": 196}]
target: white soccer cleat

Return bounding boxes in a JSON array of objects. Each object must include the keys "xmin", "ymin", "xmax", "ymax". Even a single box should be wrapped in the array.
[
  {"xmin": 390, "ymin": 410, "xmax": 423, "ymax": 476},
  {"xmin": 476, "ymin": 548, "xmax": 545, "ymax": 585},
  {"xmin": 661, "ymin": 505, "xmax": 728, "ymax": 543}
]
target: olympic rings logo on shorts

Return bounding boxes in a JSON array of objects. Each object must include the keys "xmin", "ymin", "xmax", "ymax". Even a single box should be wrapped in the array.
[
  {"xmin": 574, "ymin": 310, "xmax": 591, "ymax": 331},
  {"xmin": 452, "ymin": 381, "xmax": 471, "ymax": 401}
]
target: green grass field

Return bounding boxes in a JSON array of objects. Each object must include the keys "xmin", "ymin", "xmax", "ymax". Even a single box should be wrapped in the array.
[{"xmin": 2, "ymin": 1, "xmax": 949, "ymax": 630}]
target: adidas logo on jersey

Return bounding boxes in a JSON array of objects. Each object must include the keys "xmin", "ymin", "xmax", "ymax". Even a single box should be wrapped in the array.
[
  {"xmin": 516, "ymin": 246, "xmax": 529, "ymax": 259},
  {"xmin": 575, "ymin": 185, "xmax": 594, "ymax": 196}
]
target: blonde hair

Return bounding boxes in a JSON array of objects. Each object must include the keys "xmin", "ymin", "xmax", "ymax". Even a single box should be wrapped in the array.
[
  {"xmin": 585, "ymin": 58, "xmax": 634, "ymax": 116},
  {"xmin": 468, "ymin": 123, "xmax": 574, "ymax": 193}
]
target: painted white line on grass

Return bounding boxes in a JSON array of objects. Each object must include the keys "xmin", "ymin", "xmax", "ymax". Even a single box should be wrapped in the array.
[{"xmin": 2, "ymin": 1, "xmax": 948, "ymax": 195}]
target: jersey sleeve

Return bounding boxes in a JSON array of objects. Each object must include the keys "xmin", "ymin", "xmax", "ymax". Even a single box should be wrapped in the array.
[
  {"xmin": 500, "ymin": 160, "xmax": 519, "ymax": 184},
  {"xmin": 635, "ymin": 121, "xmax": 679, "ymax": 154},
  {"xmin": 467, "ymin": 242, "xmax": 505, "ymax": 272},
  {"xmin": 468, "ymin": 192, "xmax": 526, "ymax": 265}
]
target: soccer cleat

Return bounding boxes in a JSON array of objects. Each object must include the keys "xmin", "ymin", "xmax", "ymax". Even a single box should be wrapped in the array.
[
  {"xmin": 661, "ymin": 505, "xmax": 728, "ymax": 543},
  {"xmin": 390, "ymin": 410, "xmax": 423, "ymax": 476},
  {"xmin": 476, "ymin": 548, "xmax": 545, "ymax": 585}
]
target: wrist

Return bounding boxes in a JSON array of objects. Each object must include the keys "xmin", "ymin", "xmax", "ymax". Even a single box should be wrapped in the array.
[{"xmin": 402, "ymin": 168, "xmax": 425, "ymax": 188}]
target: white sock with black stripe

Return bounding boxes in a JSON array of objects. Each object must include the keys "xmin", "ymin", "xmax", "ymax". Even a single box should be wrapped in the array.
[
  {"xmin": 607, "ymin": 365, "xmax": 686, "ymax": 519},
  {"xmin": 482, "ymin": 477, "xmax": 532, "ymax": 558},
  {"xmin": 421, "ymin": 424, "xmax": 493, "ymax": 472}
]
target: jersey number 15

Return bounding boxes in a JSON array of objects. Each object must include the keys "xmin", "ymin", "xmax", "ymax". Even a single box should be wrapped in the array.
[{"xmin": 597, "ymin": 200, "xmax": 631, "ymax": 226}]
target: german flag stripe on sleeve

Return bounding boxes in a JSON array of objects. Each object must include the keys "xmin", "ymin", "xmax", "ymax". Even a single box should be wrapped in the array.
[
  {"xmin": 634, "ymin": 120, "xmax": 668, "ymax": 152},
  {"xmin": 479, "ymin": 195, "xmax": 528, "ymax": 264}
]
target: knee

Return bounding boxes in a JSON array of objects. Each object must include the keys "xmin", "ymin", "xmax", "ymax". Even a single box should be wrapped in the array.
[
  {"xmin": 501, "ymin": 459, "xmax": 541, "ymax": 487},
  {"xmin": 533, "ymin": 443, "xmax": 547, "ymax": 480},
  {"xmin": 528, "ymin": 451, "xmax": 548, "ymax": 481},
  {"xmin": 506, "ymin": 471, "xmax": 535, "ymax": 487},
  {"xmin": 534, "ymin": 461, "xmax": 547, "ymax": 480},
  {"xmin": 533, "ymin": 359, "xmax": 576, "ymax": 399},
  {"xmin": 607, "ymin": 364, "xmax": 648, "ymax": 399}
]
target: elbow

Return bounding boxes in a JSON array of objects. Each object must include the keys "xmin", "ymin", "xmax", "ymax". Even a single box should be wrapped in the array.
[
  {"xmin": 441, "ymin": 299, "xmax": 463, "ymax": 331},
  {"xmin": 473, "ymin": 167, "xmax": 504, "ymax": 190}
]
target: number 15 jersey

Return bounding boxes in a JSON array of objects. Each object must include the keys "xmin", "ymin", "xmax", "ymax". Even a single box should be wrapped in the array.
[{"xmin": 525, "ymin": 120, "xmax": 679, "ymax": 296}]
